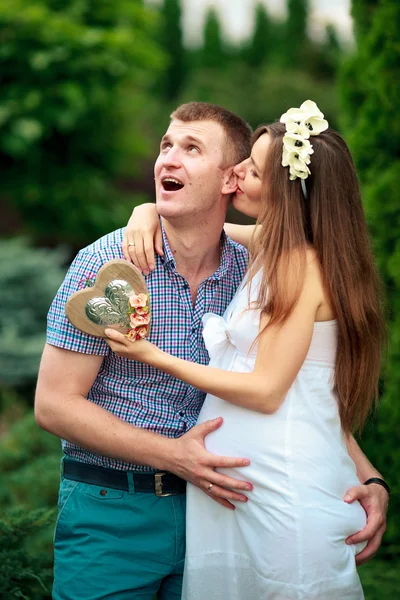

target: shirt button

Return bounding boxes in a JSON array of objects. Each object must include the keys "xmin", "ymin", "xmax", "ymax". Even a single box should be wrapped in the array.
[
  {"xmin": 183, "ymin": 283, "xmax": 189, "ymax": 289},
  {"xmin": 179, "ymin": 411, "xmax": 185, "ymax": 417},
  {"xmin": 191, "ymin": 327, "xmax": 197, "ymax": 334}
]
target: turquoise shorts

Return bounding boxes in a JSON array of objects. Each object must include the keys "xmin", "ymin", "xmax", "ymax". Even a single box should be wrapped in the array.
[{"xmin": 53, "ymin": 471, "xmax": 186, "ymax": 599}]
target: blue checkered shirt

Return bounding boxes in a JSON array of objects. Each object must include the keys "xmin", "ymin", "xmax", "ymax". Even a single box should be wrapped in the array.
[{"xmin": 47, "ymin": 223, "xmax": 248, "ymax": 471}]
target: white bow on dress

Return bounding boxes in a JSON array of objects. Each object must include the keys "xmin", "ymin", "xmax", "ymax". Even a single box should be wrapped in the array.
[{"xmin": 202, "ymin": 313, "xmax": 234, "ymax": 361}]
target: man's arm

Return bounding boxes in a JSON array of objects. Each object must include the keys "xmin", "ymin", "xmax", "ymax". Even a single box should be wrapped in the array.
[
  {"xmin": 344, "ymin": 434, "xmax": 389, "ymax": 565},
  {"xmin": 35, "ymin": 344, "xmax": 252, "ymax": 507}
]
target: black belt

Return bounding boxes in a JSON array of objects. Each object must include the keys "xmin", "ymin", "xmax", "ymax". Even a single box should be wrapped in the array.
[{"xmin": 63, "ymin": 458, "xmax": 186, "ymax": 497}]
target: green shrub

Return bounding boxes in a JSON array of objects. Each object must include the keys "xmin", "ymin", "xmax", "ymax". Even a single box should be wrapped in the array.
[
  {"xmin": 0, "ymin": 411, "xmax": 60, "ymax": 599},
  {"xmin": 0, "ymin": 238, "xmax": 66, "ymax": 388},
  {"xmin": 0, "ymin": 507, "xmax": 55, "ymax": 600}
]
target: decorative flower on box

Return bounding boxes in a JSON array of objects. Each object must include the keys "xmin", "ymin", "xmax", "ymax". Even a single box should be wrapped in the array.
[{"xmin": 125, "ymin": 293, "xmax": 151, "ymax": 341}]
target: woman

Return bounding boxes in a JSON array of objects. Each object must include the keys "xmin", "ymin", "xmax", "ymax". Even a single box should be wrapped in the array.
[{"xmin": 105, "ymin": 101, "xmax": 385, "ymax": 599}]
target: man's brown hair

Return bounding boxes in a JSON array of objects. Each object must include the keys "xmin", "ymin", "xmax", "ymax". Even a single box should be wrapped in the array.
[{"xmin": 171, "ymin": 102, "xmax": 252, "ymax": 167}]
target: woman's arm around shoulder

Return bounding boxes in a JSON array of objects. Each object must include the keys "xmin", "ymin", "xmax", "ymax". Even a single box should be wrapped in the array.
[
  {"xmin": 223, "ymin": 223, "xmax": 259, "ymax": 249},
  {"xmin": 122, "ymin": 203, "xmax": 163, "ymax": 273}
]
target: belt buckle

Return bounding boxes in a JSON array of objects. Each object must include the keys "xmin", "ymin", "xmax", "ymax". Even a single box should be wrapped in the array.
[{"xmin": 155, "ymin": 472, "xmax": 173, "ymax": 497}]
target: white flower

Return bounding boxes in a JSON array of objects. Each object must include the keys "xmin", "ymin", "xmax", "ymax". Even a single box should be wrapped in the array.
[
  {"xmin": 280, "ymin": 99, "xmax": 329, "ymax": 182},
  {"xmin": 299, "ymin": 100, "xmax": 325, "ymax": 119},
  {"xmin": 280, "ymin": 99, "xmax": 329, "ymax": 137},
  {"xmin": 303, "ymin": 115, "xmax": 329, "ymax": 136},
  {"xmin": 283, "ymin": 133, "xmax": 313, "ymax": 161},
  {"xmin": 289, "ymin": 161, "xmax": 310, "ymax": 180},
  {"xmin": 280, "ymin": 107, "xmax": 308, "ymax": 125},
  {"xmin": 282, "ymin": 149, "xmax": 311, "ymax": 180},
  {"xmin": 284, "ymin": 120, "xmax": 311, "ymax": 138},
  {"xmin": 280, "ymin": 100, "xmax": 322, "ymax": 124}
]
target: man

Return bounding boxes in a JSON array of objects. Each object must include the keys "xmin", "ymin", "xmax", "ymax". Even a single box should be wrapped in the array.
[{"xmin": 35, "ymin": 102, "xmax": 388, "ymax": 600}]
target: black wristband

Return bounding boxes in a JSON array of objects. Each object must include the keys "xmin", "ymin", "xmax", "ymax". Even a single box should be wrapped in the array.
[{"xmin": 363, "ymin": 477, "xmax": 390, "ymax": 496}]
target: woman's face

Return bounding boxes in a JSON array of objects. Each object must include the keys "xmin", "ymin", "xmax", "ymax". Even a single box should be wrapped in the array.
[{"xmin": 232, "ymin": 133, "xmax": 270, "ymax": 218}]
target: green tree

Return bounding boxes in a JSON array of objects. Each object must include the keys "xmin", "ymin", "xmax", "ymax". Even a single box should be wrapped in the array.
[
  {"xmin": 283, "ymin": 0, "xmax": 309, "ymax": 66},
  {"xmin": 0, "ymin": 0, "xmax": 165, "ymax": 246},
  {"xmin": 323, "ymin": 24, "xmax": 341, "ymax": 73},
  {"xmin": 351, "ymin": 0, "xmax": 380, "ymax": 39},
  {"xmin": 247, "ymin": 3, "xmax": 273, "ymax": 68},
  {"xmin": 159, "ymin": 0, "xmax": 186, "ymax": 100},
  {"xmin": 201, "ymin": 8, "xmax": 225, "ymax": 69},
  {"xmin": 301, "ymin": 23, "xmax": 343, "ymax": 80},
  {"xmin": 339, "ymin": 0, "xmax": 400, "ymax": 560}
]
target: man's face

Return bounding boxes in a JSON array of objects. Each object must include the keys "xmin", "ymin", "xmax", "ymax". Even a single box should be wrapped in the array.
[{"xmin": 154, "ymin": 119, "xmax": 234, "ymax": 222}]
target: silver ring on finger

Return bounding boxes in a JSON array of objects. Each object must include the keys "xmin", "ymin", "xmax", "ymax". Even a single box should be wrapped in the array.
[{"xmin": 207, "ymin": 483, "xmax": 213, "ymax": 493}]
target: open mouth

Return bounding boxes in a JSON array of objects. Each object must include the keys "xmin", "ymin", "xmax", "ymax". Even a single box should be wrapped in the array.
[{"xmin": 162, "ymin": 177, "xmax": 184, "ymax": 192}]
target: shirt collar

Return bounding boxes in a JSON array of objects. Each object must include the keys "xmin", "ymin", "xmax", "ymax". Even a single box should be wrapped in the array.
[
  {"xmin": 160, "ymin": 219, "xmax": 233, "ymax": 279},
  {"xmin": 160, "ymin": 219, "xmax": 176, "ymax": 268}
]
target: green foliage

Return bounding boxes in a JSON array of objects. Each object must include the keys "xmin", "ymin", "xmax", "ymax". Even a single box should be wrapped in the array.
[
  {"xmin": 158, "ymin": 0, "xmax": 186, "ymax": 100},
  {"xmin": 246, "ymin": 4, "xmax": 274, "ymax": 68},
  {"xmin": 0, "ymin": 412, "xmax": 60, "ymax": 475},
  {"xmin": 339, "ymin": 0, "xmax": 400, "ymax": 561},
  {"xmin": 0, "ymin": 410, "xmax": 60, "ymax": 599},
  {"xmin": 321, "ymin": 24, "xmax": 342, "ymax": 74},
  {"xmin": 181, "ymin": 64, "xmax": 339, "ymax": 132},
  {"xmin": 0, "ymin": 238, "xmax": 66, "ymax": 388},
  {"xmin": 0, "ymin": 0, "xmax": 165, "ymax": 245},
  {"xmin": 351, "ymin": 0, "xmax": 380, "ymax": 40},
  {"xmin": 201, "ymin": 9, "xmax": 225, "ymax": 69},
  {"xmin": 359, "ymin": 559, "xmax": 400, "ymax": 598},
  {"xmin": 0, "ymin": 388, "xmax": 29, "ymax": 429},
  {"xmin": 283, "ymin": 0, "xmax": 309, "ymax": 66},
  {"xmin": 0, "ymin": 507, "xmax": 55, "ymax": 599}
]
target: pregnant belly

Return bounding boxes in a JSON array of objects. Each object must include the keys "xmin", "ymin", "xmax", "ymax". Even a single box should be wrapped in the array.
[
  {"xmin": 198, "ymin": 393, "xmax": 367, "ymax": 550},
  {"xmin": 299, "ymin": 500, "xmax": 367, "ymax": 557}
]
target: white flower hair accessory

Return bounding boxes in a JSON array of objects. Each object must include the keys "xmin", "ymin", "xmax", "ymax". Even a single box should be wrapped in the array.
[{"xmin": 280, "ymin": 100, "xmax": 329, "ymax": 187}]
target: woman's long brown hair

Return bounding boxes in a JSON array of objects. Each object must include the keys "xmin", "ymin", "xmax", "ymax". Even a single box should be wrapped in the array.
[{"xmin": 248, "ymin": 123, "xmax": 386, "ymax": 434}]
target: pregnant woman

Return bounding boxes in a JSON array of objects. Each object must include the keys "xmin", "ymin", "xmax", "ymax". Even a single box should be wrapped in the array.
[{"xmin": 105, "ymin": 101, "xmax": 386, "ymax": 599}]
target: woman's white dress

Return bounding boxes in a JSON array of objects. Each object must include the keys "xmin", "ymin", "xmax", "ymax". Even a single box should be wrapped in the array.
[{"xmin": 182, "ymin": 271, "xmax": 366, "ymax": 600}]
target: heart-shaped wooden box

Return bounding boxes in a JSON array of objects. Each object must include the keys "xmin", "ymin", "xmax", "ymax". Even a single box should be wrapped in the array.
[{"xmin": 65, "ymin": 259, "xmax": 150, "ymax": 338}]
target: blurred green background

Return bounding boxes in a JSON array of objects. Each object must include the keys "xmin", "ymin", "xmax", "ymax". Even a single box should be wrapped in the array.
[{"xmin": 0, "ymin": 0, "xmax": 398, "ymax": 597}]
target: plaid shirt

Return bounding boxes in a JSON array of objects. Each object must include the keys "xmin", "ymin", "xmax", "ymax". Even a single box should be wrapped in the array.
[{"xmin": 47, "ymin": 223, "xmax": 247, "ymax": 471}]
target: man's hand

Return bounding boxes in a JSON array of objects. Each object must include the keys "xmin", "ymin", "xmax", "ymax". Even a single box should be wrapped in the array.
[
  {"xmin": 344, "ymin": 483, "xmax": 389, "ymax": 565},
  {"xmin": 167, "ymin": 417, "xmax": 252, "ymax": 510}
]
